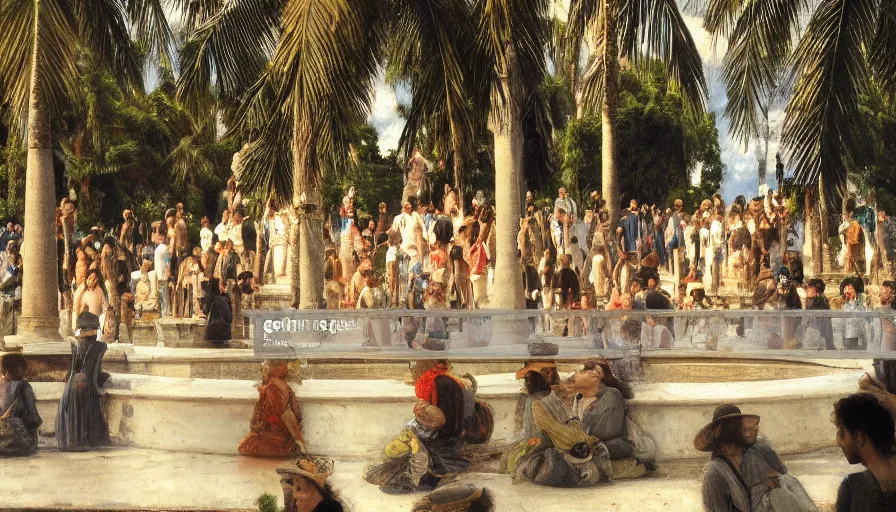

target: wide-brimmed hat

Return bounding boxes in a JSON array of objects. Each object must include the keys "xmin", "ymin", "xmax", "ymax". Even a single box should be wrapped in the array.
[
  {"xmin": 693, "ymin": 404, "xmax": 760, "ymax": 452},
  {"xmin": 412, "ymin": 483, "xmax": 492, "ymax": 512},
  {"xmin": 276, "ymin": 456, "xmax": 334, "ymax": 488},
  {"xmin": 515, "ymin": 360, "xmax": 557, "ymax": 380},
  {"xmin": 75, "ymin": 311, "xmax": 100, "ymax": 337}
]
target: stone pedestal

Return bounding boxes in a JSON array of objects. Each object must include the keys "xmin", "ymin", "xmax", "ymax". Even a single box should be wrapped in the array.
[
  {"xmin": 488, "ymin": 315, "xmax": 534, "ymax": 346},
  {"xmin": 4, "ymin": 315, "xmax": 61, "ymax": 348}
]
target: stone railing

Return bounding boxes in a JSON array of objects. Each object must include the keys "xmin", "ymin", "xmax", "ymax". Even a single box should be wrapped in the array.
[{"xmin": 247, "ymin": 308, "xmax": 896, "ymax": 361}]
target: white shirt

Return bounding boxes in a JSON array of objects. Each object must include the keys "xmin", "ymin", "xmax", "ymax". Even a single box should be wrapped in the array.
[
  {"xmin": 392, "ymin": 212, "xmax": 419, "ymax": 251},
  {"xmin": 200, "ymin": 227, "xmax": 214, "ymax": 253},
  {"xmin": 154, "ymin": 243, "xmax": 170, "ymax": 282},
  {"xmin": 710, "ymin": 220, "xmax": 724, "ymax": 253},
  {"xmin": 214, "ymin": 222, "xmax": 230, "ymax": 242}
]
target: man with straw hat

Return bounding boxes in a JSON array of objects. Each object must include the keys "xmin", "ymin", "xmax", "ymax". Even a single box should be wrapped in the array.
[
  {"xmin": 696, "ymin": 404, "xmax": 815, "ymax": 512},
  {"xmin": 276, "ymin": 456, "xmax": 346, "ymax": 512}
]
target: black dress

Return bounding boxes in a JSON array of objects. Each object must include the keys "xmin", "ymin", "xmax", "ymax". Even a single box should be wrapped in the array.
[
  {"xmin": 203, "ymin": 294, "xmax": 232, "ymax": 342},
  {"xmin": 57, "ymin": 338, "xmax": 111, "ymax": 451}
]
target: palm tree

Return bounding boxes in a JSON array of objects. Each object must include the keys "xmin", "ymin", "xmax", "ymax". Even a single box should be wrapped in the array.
[
  {"xmin": 564, "ymin": 0, "xmax": 707, "ymax": 235},
  {"xmin": 475, "ymin": 0, "xmax": 553, "ymax": 309},
  {"xmin": 698, "ymin": 0, "xmax": 896, "ymax": 273},
  {"xmin": 179, "ymin": 0, "xmax": 384, "ymax": 309},
  {"xmin": 386, "ymin": 0, "xmax": 483, "ymax": 214},
  {"xmin": 0, "ymin": 0, "xmax": 170, "ymax": 342}
]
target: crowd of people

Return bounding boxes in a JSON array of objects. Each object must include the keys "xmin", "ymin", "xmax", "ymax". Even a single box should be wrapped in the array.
[{"xmin": 54, "ymin": 178, "xmax": 263, "ymax": 344}]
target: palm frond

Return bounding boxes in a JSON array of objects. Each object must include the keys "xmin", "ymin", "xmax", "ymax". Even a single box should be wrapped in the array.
[
  {"xmin": 870, "ymin": 0, "xmax": 896, "ymax": 97},
  {"xmin": 387, "ymin": 0, "xmax": 479, "ymax": 161},
  {"xmin": 127, "ymin": 0, "xmax": 176, "ymax": 71},
  {"xmin": 561, "ymin": 0, "xmax": 598, "ymax": 80},
  {"xmin": 234, "ymin": 0, "xmax": 386, "ymax": 200},
  {"xmin": 701, "ymin": 0, "xmax": 746, "ymax": 38},
  {"xmin": 0, "ymin": 0, "xmax": 81, "ymax": 135},
  {"xmin": 618, "ymin": 0, "xmax": 707, "ymax": 114},
  {"xmin": 275, "ymin": 0, "xmax": 385, "ymax": 174},
  {"xmin": 476, "ymin": 0, "xmax": 551, "ymax": 129},
  {"xmin": 176, "ymin": 0, "xmax": 282, "ymax": 111},
  {"xmin": 76, "ymin": 0, "xmax": 143, "ymax": 91},
  {"xmin": 578, "ymin": 28, "xmax": 607, "ymax": 115},
  {"xmin": 710, "ymin": 0, "xmax": 807, "ymax": 144},
  {"xmin": 782, "ymin": 0, "xmax": 879, "ymax": 205},
  {"xmin": 230, "ymin": 74, "xmax": 294, "ymax": 202}
]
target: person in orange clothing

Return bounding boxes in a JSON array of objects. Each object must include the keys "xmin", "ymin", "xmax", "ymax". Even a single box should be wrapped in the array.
[{"xmin": 238, "ymin": 360, "xmax": 305, "ymax": 457}]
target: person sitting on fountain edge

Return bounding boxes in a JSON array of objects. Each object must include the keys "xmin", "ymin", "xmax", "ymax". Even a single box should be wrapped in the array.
[{"xmin": 833, "ymin": 393, "xmax": 896, "ymax": 512}]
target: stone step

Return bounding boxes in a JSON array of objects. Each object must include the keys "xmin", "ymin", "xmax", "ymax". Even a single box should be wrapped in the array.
[
  {"xmin": 0, "ymin": 447, "xmax": 852, "ymax": 511},
  {"xmin": 32, "ymin": 369, "xmax": 865, "ymax": 460}
]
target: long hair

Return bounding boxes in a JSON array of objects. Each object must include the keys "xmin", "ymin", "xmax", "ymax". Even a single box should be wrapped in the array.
[
  {"xmin": 524, "ymin": 370, "xmax": 552, "ymax": 396},
  {"xmin": 434, "ymin": 375, "xmax": 465, "ymax": 438},
  {"xmin": 583, "ymin": 359, "xmax": 634, "ymax": 399},
  {"xmin": 710, "ymin": 417, "xmax": 745, "ymax": 456}
]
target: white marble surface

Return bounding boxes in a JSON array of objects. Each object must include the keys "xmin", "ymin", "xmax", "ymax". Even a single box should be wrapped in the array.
[
  {"xmin": 0, "ymin": 448, "xmax": 854, "ymax": 511},
  {"xmin": 30, "ymin": 370, "xmax": 863, "ymax": 458}
]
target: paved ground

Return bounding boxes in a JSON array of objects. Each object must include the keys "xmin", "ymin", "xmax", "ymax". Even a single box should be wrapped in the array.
[{"xmin": 1, "ymin": 446, "xmax": 859, "ymax": 511}]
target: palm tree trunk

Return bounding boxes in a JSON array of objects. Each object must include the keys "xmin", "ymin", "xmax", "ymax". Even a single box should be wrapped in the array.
[
  {"xmin": 292, "ymin": 126, "xmax": 323, "ymax": 310},
  {"xmin": 490, "ymin": 45, "xmax": 525, "ymax": 310},
  {"xmin": 756, "ymin": 117, "xmax": 770, "ymax": 189},
  {"xmin": 18, "ymin": 0, "xmax": 61, "ymax": 342},
  {"xmin": 452, "ymin": 128, "xmax": 465, "ymax": 216},
  {"xmin": 601, "ymin": 0, "xmax": 620, "ymax": 237},
  {"xmin": 807, "ymin": 188, "xmax": 822, "ymax": 275}
]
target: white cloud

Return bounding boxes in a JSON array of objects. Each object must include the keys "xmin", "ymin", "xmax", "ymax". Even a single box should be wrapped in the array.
[{"xmin": 367, "ymin": 75, "xmax": 409, "ymax": 155}]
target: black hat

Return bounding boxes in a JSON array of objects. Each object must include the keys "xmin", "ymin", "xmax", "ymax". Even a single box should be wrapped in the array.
[
  {"xmin": 237, "ymin": 271, "xmax": 254, "ymax": 281},
  {"xmin": 694, "ymin": 404, "xmax": 760, "ymax": 452},
  {"xmin": 75, "ymin": 311, "xmax": 100, "ymax": 337},
  {"xmin": 806, "ymin": 278, "xmax": 825, "ymax": 293}
]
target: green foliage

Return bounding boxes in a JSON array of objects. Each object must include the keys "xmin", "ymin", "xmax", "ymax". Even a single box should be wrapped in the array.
[
  {"xmin": 0, "ymin": 133, "xmax": 25, "ymax": 222},
  {"xmin": 55, "ymin": 64, "xmax": 233, "ymax": 232},
  {"xmin": 851, "ymin": 83, "xmax": 896, "ymax": 216},
  {"xmin": 322, "ymin": 125, "xmax": 403, "ymax": 221},
  {"xmin": 256, "ymin": 492, "xmax": 284, "ymax": 512},
  {"xmin": 557, "ymin": 65, "xmax": 722, "ymax": 209}
]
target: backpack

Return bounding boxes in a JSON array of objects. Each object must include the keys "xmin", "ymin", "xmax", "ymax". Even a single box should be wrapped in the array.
[{"xmin": 470, "ymin": 239, "xmax": 489, "ymax": 275}]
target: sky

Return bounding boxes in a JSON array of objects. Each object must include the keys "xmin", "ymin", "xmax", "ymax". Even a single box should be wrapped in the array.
[{"xmin": 366, "ymin": 4, "xmax": 784, "ymax": 204}]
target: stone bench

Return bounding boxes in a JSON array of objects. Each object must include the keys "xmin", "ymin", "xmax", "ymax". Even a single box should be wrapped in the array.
[{"xmin": 32, "ymin": 369, "xmax": 864, "ymax": 460}]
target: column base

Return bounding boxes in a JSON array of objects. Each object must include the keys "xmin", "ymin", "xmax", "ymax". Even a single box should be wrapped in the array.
[
  {"xmin": 489, "ymin": 315, "xmax": 535, "ymax": 346},
  {"xmin": 3, "ymin": 314, "xmax": 62, "ymax": 348}
]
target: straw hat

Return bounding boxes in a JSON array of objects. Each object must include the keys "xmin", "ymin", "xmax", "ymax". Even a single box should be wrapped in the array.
[
  {"xmin": 276, "ymin": 456, "xmax": 334, "ymax": 488},
  {"xmin": 515, "ymin": 360, "xmax": 557, "ymax": 380},
  {"xmin": 693, "ymin": 404, "xmax": 760, "ymax": 452},
  {"xmin": 412, "ymin": 483, "xmax": 493, "ymax": 512}
]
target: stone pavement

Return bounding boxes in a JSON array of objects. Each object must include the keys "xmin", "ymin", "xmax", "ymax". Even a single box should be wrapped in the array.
[{"xmin": 1, "ymin": 447, "xmax": 859, "ymax": 511}]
